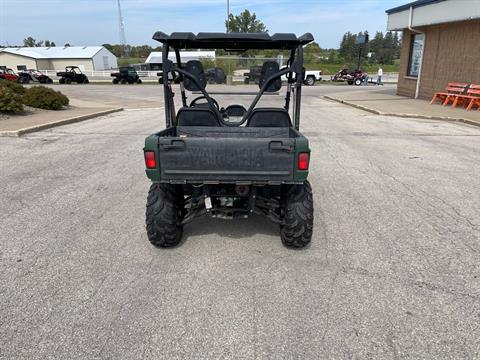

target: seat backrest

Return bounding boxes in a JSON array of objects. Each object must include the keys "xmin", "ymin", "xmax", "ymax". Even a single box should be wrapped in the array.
[
  {"xmin": 246, "ymin": 108, "xmax": 292, "ymax": 127},
  {"xmin": 259, "ymin": 61, "xmax": 282, "ymax": 92},
  {"xmin": 183, "ymin": 60, "xmax": 207, "ymax": 91},
  {"xmin": 176, "ymin": 107, "xmax": 220, "ymax": 127},
  {"xmin": 446, "ymin": 82, "xmax": 469, "ymax": 94}
]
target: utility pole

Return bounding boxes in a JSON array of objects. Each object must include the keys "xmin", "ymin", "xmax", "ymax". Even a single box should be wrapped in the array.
[
  {"xmin": 226, "ymin": 0, "xmax": 230, "ymax": 33},
  {"xmin": 117, "ymin": 0, "xmax": 128, "ymax": 57}
]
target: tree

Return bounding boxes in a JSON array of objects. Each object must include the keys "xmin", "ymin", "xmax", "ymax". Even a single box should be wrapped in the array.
[
  {"xmin": 44, "ymin": 40, "xmax": 56, "ymax": 47},
  {"xmin": 23, "ymin": 37, "xmax": 43, "ymax": 47},
  {"xmin": 226, "ymin": 9, "xmax": 267, "ymax": 33}
]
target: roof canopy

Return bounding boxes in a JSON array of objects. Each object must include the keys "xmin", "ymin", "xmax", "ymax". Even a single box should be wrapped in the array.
[{"xmin": 152, "ymin": 32, "xmax": 314, "ymax": 50}]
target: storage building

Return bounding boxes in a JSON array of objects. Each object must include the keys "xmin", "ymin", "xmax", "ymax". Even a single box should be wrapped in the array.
[
  {"xmin": 0, "ymin": 46, "xmax": 118, "ymax": 72},
  {"xmin": 386, "ymin": 0, "xmax": 480, "ymax": 99}
]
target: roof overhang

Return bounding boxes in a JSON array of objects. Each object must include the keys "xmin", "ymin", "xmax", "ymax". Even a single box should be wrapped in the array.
[
  {"xmin": 152, "ymin": 32, "xmax": 314, "ymax": 50},
  {"xmin": 386, "ymin": 0, "xmax": 480, "ymax": 30}
]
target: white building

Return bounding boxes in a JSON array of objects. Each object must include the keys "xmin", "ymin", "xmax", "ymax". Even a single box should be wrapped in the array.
[
  {"xmin": 0, "ymin": 46, "xmax": 118, "ymax": 71},
  {"xmin": 145, "ymin": 50, "xmax": 216, "ymax": 65}
]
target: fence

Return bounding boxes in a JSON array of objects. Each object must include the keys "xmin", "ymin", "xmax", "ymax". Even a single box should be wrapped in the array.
[{"xmin": 38, "ymin": 68, "xmax": 399, "ymax": 83}]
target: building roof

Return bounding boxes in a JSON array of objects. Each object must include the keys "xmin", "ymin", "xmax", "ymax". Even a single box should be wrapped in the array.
[
  {"xmin": 152, "ymin": 32, "xmax": 314, "ymax": 50},
  {"xmin": 386, "ymin": 0, "xmax": 445, "ymax": 14},
  {"xmin": 145, "ymin": 50, "xmax": 216, "ymax": 64},
  {"xmin": 386, "ymin": 0, "xmax": 480, "ymax": 30},
  {"xmin": 0, "ymin": 46, "xmax": 108, "ymax": 59}
]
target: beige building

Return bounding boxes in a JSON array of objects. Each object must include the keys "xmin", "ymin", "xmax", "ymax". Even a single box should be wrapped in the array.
[
  {"xmin": 386, "ymin": 0, "xmax": 480, "ymax": 99},
  {"xmin": 0, "ymin": 46, "xmax": 117, "ymax": 72}
]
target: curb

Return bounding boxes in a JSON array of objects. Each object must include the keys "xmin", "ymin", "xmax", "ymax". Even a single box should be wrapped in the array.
[
  {"xmin": 323, "ymin": 96, "xmax": 480, "ymax": 128},
  {"xmin": 0, "ymin": 108, "xmax": 124, "ymax": 137}
]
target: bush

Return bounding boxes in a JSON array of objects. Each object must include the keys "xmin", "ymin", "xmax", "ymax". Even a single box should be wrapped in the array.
[
  {"xmin": 23, "ymin": 86, "xmax": 69, "ymax": 110},
  {"xmin": 0, "ymin": 86, "xmax": 24, "ymax": 113},
  {"xmin": 0, "ymin": 79, "xmax": 26, "ymax": 95}
]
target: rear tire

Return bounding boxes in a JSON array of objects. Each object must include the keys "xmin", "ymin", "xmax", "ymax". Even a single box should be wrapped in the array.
[
  {"xmin": 59, "ymin": 78, "xmax": 65, "ymax": 84},
  {"xmin": 280, "ymin": 181, "xmax": 313, "ymax": 248},
  {"xmin": 137, "ymin": 79, "xmax": 142, "ymax": 84},
  {"xmin": 65, "ymin": 78, "xmax": 72, "ymax": 84},
  {"xmin": 354, "ymin": 78, "xmax": 362, "ymax": 86},
  {"xmin": 146, "ymin": 183, "xmax": 184, "ymax": 248},
  {"xmin": 112, "ymin": 78, "xmax": 119, "ymax": 84}
]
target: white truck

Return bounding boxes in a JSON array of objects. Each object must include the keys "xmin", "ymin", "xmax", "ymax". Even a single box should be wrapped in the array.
[{"xmin": 281, "ymin": 70, "xmax": 322, "ymax": 86}]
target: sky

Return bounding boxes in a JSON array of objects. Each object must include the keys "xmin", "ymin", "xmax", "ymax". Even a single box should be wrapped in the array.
[{"xmin": 0, "ymin": 0, "xmax": 406, "ymax": 49}]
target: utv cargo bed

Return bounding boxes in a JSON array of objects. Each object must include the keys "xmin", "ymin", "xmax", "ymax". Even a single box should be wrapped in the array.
[{"xmin": 147, "ymin": 126, "xmax": 308, "ymax": 184}]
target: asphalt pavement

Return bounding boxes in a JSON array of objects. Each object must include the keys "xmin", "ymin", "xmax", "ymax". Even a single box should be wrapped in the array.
[{"xmin": 1, "ymin": 86, "xmax": 479, "ymax": 359}]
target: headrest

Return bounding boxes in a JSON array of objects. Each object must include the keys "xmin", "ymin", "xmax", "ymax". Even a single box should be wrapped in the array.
[
  {"xmin": 183, "ymin": 60, "xmax": 207, "ymax": 91},
  {"xmin": 259, "ymin": 61, "xmax": 282, "ymax": 92}
]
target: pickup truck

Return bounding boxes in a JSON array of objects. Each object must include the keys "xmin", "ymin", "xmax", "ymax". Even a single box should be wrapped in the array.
[{"xmin": 281, "ymin": 69, "xmax": 322, "ymax": 86}]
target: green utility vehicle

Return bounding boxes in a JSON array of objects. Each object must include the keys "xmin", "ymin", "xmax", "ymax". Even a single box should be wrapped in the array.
[
  {"xmin": 111, "ymin": 66, "xmax": 142, "ymax": 84},
  {"xmin": 143, "ymin": 31, "xmax": 314, "ymax": 248}
]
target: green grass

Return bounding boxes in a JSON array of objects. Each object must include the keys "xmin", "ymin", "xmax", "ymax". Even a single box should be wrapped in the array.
[
  {"xmin": 118, "ymin": 57, "xmax": 146, "ymax": 67},
  {"xmin": 117, "ymin": 56, "xmax": 400, "ymax": 75}
]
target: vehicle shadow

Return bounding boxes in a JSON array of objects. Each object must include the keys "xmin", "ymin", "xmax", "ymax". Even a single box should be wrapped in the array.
[{"xmin": 182, "ymin": 214, "xmax": 279, "ymax": 241}]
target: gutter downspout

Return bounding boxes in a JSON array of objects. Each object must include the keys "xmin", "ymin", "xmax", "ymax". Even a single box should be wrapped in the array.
[{"xmin": 408, "ymin": 6, "xmax": 424, "ymax": 99}]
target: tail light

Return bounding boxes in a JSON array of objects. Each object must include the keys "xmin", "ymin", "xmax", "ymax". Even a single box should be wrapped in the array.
[
  {"xmin": 298, "ymin": 152, "xmax": 310, "ymax": 170},
  {"xmin": 144, "ymin": 151, "xmax": 156, "ymax": 169}
]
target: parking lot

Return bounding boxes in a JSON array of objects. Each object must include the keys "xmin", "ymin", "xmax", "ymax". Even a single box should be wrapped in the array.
[{"xmin": 1, "ymin": 84, "xmax": 479, "ymax": 359}]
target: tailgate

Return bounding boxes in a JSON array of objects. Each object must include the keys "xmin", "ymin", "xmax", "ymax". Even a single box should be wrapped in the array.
[{"xmin": 158, "ymin": 137, "xmax": 295, "ymax": 183}]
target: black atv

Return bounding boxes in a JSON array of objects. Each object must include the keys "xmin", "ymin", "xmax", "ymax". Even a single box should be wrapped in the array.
[
  {"xmin": 57, "ymin": 66, "xmax": 89, "ymax": 84},
  {"xmin": 111, "ymin": 66, "xmax": 142, "ymax": 84},
  {"xmin": 143, "ymin": 31, "xmax": 314, "ymax": 249},
  {"xmin": 206, "ymin": 67, "xmax": 226, "ymax": 84},
  {"xmin": 17, "ymin": 69, "xmax": 53, "ymax": 84},
  {"xmin": 243, "ymin": 65, "xmax": 262, "ymax": 84}
]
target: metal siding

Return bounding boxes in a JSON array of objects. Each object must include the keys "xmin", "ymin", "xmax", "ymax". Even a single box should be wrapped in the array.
[
  {"xmin": 387, "ymin": 0, "xmax": 480, "ymax": 30},
  {"xmin": 387, "ymin": 10, "xmax": 411, "ymax": 30},
  {"xmin": 92, "ymin": 47, "xmax": 118, "ymax": 70},
  {"xmin": 0, "ymin": 53, "xmax": 37, "ymax": 70},
  {"xmin": 48, "ymin": 59, "xmax": 94, "ymax": 72},
  {"xmin": 412, "ymin": 0, "xmax": 480, "ymax": 26}
]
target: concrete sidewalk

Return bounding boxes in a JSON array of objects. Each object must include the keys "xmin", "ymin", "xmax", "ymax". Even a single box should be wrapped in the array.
[
  {"xmin": 0, "ymin": 98, "xmax": 122, "ymax": 136},
  {"xmin": 324, "ymin": 85, "xmax": 480, "ymax": 127}
]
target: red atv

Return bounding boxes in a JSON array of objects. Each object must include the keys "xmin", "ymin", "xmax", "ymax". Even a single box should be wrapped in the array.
[
  {"xmin": 0, "ymin": 68, "xmax": 18, "ymax": 82},
  {"xmin": 331, "ymin": 68, "xmax": 367, "ymax": 86}
]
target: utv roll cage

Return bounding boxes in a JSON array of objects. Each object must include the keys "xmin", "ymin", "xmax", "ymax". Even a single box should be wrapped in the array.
[{"xmin": 153, "ymin": 31, "xmax": 314, "ymax": 130}]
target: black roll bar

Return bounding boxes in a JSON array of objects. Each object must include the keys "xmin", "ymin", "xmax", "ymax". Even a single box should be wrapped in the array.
[{"xmin": 240, "ymin": 68, "xmax": 291, "ymax": 125}]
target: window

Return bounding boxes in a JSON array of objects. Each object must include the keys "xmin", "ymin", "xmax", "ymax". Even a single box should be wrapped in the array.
[
  {"xmin": 17, "ymin": 65, "xmax": 27, "ymax": 71},
  {"xmin": 407, "ymin": 33, "xmax": 424, "ymax": 77}
]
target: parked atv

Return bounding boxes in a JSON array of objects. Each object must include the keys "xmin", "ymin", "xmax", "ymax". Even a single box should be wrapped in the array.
[
  {"xmin": 144, "ymin": 31, "xmax": 314, "ymax": 249},
  {"xmin": 111, "ymin": 66, "xmax": 142, "ymax": 84},
  {"xmin": 346, "ymin": 69, "xmax": 367, "ymax": 85},
  {"xmin": 206, "ymin": 67, "xmax": 226, "ymax": 84},
  {"xmin": 0, "ymin": 68, "xmax": 18, "ymax": 82},
  {"xmin": 17, "ymin": 70, "xmax": 53, "ymax": 84},
  {"xmin": 57, "ymin": 66, "xmax": 89, "ymax": 84},
  {"xmin": 243, "ymin": 65, "xmax": 262, "ymax": 84},
  {"xmin": 331, "ymin": 68, "xmax": 366, "ymax": 85}
]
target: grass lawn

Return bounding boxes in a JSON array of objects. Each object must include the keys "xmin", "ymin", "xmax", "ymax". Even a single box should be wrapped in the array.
[{"xmin": 118, "ymin": 57, "xmax": 146, "ymax": 67}]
